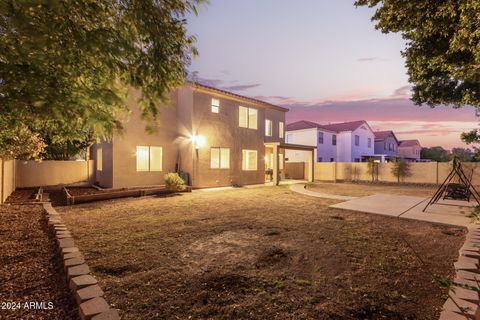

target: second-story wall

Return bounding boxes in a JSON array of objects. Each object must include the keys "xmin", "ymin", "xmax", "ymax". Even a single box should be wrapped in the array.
[
  {"xmin": 350, "ymin": 125, "xmax": 375, "ymax": 162},
  {"xmin": 374, "ymin": 135, "xmax": 398, "ymax": 156}
]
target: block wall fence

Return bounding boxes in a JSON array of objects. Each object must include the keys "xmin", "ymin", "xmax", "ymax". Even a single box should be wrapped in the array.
[
  {"xmin": 312, "ymin": 162, "xmax": 480, "ymax": 185},
  {"xmin": 0, "ymin": 160, "xmax": 94, "ymax": 203}
]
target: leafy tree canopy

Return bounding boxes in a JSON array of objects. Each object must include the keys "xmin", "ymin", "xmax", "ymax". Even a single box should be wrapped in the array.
[
  {"xmin": 421, "ymin": 146, "xmax": 451, "ymax": 162},
  {"xmin": 355, "ymin": 0, "xmax": 480, "ymax": 108},
  {"xmin": 0, "ymin": 0, "xmax": 204, "ymax": 158}
]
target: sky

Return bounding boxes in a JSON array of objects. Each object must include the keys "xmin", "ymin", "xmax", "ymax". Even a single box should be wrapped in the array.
[{"xmin": 186, "ymin": 0, "xmax": 479, "ymax": 150}]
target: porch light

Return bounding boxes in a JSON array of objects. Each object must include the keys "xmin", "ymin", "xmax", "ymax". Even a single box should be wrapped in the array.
[{"xmin": 191, "ymin": 134, "xmax": 206, "ymax": 149}]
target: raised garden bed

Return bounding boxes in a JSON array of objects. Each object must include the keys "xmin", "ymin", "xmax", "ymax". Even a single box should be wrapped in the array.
[
  {"xmin": 64, "ymin": 186, "xmax": 190, "ymax": 205},
  {"xmin": 5, "ymin": 187, "xmax": 43, "ymax": 203}
]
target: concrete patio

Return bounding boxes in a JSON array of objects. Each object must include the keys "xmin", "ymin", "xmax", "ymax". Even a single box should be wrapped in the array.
[{"xmin": 330, "ymin": 194, "xmax": 474, "ymax": 227}]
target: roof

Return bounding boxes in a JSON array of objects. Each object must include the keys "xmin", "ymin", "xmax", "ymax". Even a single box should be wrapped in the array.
[
  {"xmin": 399, "ymin": 140, "xmax": 421, "ymax": 147},
  {"xmin": 285, "ymin": 120, "xmax": 322, "ymax": 131},
  {"xmin": 286, "ymin": 120, "xmax": 371, "ymax": 133},
  {"xmin": 189, "ymin": 82, "xmax": 288, "ymax": 112},
  {"xmin": 320, "ymin": 120, "xmax": 369, "ymax": 133},
  {"xmin": 374, "ymin": 130, "xmax": 398, "ymax": 143}
]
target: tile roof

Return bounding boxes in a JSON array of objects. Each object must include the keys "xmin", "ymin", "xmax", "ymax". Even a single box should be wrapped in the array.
[
  {"xmin": 320, "ymin": 120, "xmax": 368, "ymax": 133},
  {"xmin": 286, "ymin": 120, "xmax": 370, "ymax": 133},
  {"xmin": 399, "ymin": 140, "xmax": 421, "ymax": 147},
  {"xmin": 373, "ymin": 130, "xmax": 398, "ymax": 142},
  {"xmin": 285, "ymin": 120, "xmax": 322, "ymax": 131},
  {"xmin": 190, "ymin": 82, "xmax": 288, "ymax": 112}
]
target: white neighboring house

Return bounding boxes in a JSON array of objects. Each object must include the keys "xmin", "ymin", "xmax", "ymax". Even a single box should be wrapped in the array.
[{"xmin": 285, "ymin": 120, "xmax": 375, "ymax": 162}]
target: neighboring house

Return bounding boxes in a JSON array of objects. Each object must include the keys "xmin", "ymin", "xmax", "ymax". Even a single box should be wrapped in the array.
[
  {"xmin": 373, "ymin": 130, "xmax": 399, "ymax": 162},
  {"xmin": 397, "ymin": 140, "xmax": 422, "ymax": 161},
  {"xmin": 285, "ymin": 120, "xmax": 375, "ymax": 162},
  {"xmin": 92, "ymin": 83, "xmax": 315, "ymax": 189}
]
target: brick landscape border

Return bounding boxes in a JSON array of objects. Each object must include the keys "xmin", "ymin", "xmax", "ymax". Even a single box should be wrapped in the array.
[
  {"xmin": 439, "ymin": 224, "xmax": 480, "ymax": 320},
  {"xmin": 43, "ymin": 202, "xmax": 120, "ymax": 320}
]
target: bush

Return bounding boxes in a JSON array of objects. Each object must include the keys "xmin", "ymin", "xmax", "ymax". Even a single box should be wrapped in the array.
[
  {"xmin": 164, "ymin": 173, "xmax": 186, "ymax": 191},
  {"xmin": 391, "ymin": 159, "xmax": 412, "ymax": 183}
]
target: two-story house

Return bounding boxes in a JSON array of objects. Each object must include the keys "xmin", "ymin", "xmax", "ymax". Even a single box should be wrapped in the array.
[
  {"xmin": 397, "ymin": 140, "xmax": 422, "ymax": 162},
  {"xmin": 92, "ymin": 83, "xmax": 315, "ymax": 189},
  {"xmin": 285, "ymin": 120, "xmax": 375, "ymax": 162},
  {"xmin": 373, "ymin": 130, "xmax": 399, "ymax": 162}
]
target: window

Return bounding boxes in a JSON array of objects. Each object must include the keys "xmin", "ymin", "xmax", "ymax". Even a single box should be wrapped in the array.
[
  {"xmin": 265, "ymin": 119, "xmax": 272, "ymax": 136},
  {"xmin": 97, "ymin": 147, "xmax": 102, "ymax": 171},
  {"xmin": 211, "ymin": 98, "xmax": 220, "ymax": 113},
  {"xmin": 136, "ymin": 146, "xmax": 162, "ymax": 172},
  {"xmin": 384, "ymin": 142, "xmax": 387, "ymax": 149},
  {"xmin": 149, "ymin": 147, "xmax": 162, "ymax": 172},
  {"xmin": 368, "ymin": 138, "xmax": 371, "ymax": 148},
  {"xmin": 210, "ymin": 148, "xmax": 230, "ymax": 169},
  {"xmin": 332, "ymin": 135, "xmax": 337, "ymax": 146},
  {"xmin": 355, "ymin": 158, "xmax": 360, "ymax": 162},
  {"xmin": 318, "ymin": 132, "xmax": 324, "ymax": 144},
  {"xmin": 279, "ymin": 122, "xmax": 284, "ymax": 138},
  {"xmin": 286, "ymin": 134, "xmax": 293, "ymax": 143},
  {"xmin": 330, "ymin": 158, "xmax": 334, "ymax": 162},
  {"xmin": 318, "ymin": 157, "xmax": 323, "ymax": 162},
  {"xmin": 242, "ymin": 149, "xmax": 258, "ymax": 171},
  {"xmin": 355, "ymin": 135, "xmax": 360, "ymax": 146},
  {"xmin": 239, "ymin": 106, "xmax": 257, "ymax": 129}
]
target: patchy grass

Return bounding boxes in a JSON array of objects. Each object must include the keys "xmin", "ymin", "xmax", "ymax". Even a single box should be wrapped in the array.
[
  {"xmin": 58, "ymin": 186, "xmax": 464, "ymax": 320},
  {"xmin": 307, "ymin": 182, "xmax": 438, "ymax": 198},
  {"xmin": 0, "ymin": 204, "xmax": 77, "ymax": 319}
]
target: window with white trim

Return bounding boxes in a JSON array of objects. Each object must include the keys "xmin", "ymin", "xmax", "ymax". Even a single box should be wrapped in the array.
[
  {"xmin": 211, "ymin": 98, "xmax": 220, "ymax": 113},
  {"xmin": 368, "ymin": 138, "xmax": 372, "ymax": 148},
  {"xmin": 265, "ymin": 119, "xmax": 272, "ymax": 136},
  {"xmin": 279, "ymin": 122, "xmax": 284, "ymax": 138},
  {"xmin": 239, "ymin": 106, "xmax": 257, "ymax": 129},
  {"xmin": 97, "ymin": 147, "xmax": 102, "ymax": 171},
  {"xmin": 136, "ymin": 146, "xmax": 162, "ymax": 172},
  {"xmin": 318, "ymin": 132, "xmax": 324, "ymax": 144},
  {"xmin": 355, "ymin": 135, "xmax": 360, "ymax": 146},
  {"xmin": 210, "ymin": 148, "xmax": 230, "ymax": 169},
  {"xmin": 242, "ymin": 149, "xmax": 258, "ymax": 171}
]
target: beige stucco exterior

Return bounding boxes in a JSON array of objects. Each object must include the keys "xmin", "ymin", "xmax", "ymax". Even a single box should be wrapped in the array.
[
  {"xmin": 0, "ymin": 158, "xmax": 15, "ymax": 203},
  {"xmin": 92, "ymin": 84, "xmax": 287, "ymax": 189}
]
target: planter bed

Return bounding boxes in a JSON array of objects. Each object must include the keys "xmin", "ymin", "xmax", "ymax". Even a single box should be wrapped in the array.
[
  {"xmin": 5, "ymin": 187, "xmax": 42, "ymax": 203},
  {"xmin": 64, "ymin": 186, "xmax": 190, "ymax": 205}
]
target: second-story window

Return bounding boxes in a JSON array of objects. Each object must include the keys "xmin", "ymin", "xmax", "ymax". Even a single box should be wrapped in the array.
[
  {"xmin": 286, "ymin": 134, "xmax": 293, "ymax": 143},
  {"xmin": 211, "ymin": 98, "xmax": 220, "ymax": 113},
  {"xmin": 265, "ymin": 119, "xmax": 272, "ymax": 136},
  {"xmin": 318, "ymin": 132, "xmax": 324, "ymax": 144},
  {"xmin": 332, "ymin": 134, "xmax": 337, "ymax": 146},
  {"xmin": 355, "ymin": 135, "xmax": 360, "ymax": 146},
  {"xmin": 239, "ymin": 106, "xmax": 258, "ymax": 129},
  {"xmin": 279, "ymin": 122, "xmax": 284, "ymax": 138},
  {"xmin": 368, "ymin": 138, "xmax": 371, "ymax": 148}
]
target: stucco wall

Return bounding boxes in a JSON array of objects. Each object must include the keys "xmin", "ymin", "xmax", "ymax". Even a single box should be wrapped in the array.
[
  {"xmin": 109, "ymin": 89, "xmax": 179, "ymax": 188},
  {"xmin": 285, "ymin": 162, "xmax": 305, "ymax": 179},
  {"xmin": 1, "ymin": 158, "xmax": 15, "ymax": 203},
  {"xmin": 16, "ymin": 160, "xmax": 94, "ymax": 188},
  {"xmin": 191, "ymin": 90, "xmax": 286, "ymax": 188},
  {"xmin": 285, "ymin": 128, "xmax": 318, "ymax": 162},
  {"xmin": 314, "ymin": 162, "xmax": 480, "ymax": 185}
]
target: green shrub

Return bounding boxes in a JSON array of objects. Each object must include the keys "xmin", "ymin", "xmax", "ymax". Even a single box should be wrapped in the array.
[
  {"xmin": 391, "ymin": 159, "xmax": 412, "ymax": 183},
  {"xmin": 164, "ymin": 172, "xmax": 186, "ymax": 191}
]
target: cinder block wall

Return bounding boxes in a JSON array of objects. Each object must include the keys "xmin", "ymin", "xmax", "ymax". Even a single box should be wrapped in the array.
[
  {"xmin": 16, "ymin": 160, "xmax": 94, "ymax": 188},
  {"xmin": 314, "ymin": 162, "xmax": 480, "ymax": 185},
  {"xmin": 0, "ymin": 158, "xmax": 15, "ymax": 203}
]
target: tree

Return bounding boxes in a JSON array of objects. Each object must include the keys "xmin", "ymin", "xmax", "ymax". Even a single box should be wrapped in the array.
[
  {"xmin": 391, "ymin": 159, "xmax": 412, "ymax": 183},
  {"xmin": 0, "ymin": 0, "xmax": 204, "ymax": 157},
  {"xmin": 421, "ymin": 147, "xmax": 451, "ymax": 162},
  {"xmin": 355, "ymin": 0, "xmax": 480, "ymax": 108},
  {"xmin": 0, "ymin": 116, "xmax": 46, "ymax": 159},
  {"xmin": 366, "ymin": 157, "xmax": 378, "ymax": 182},
  {"xmin": 451, "ymin": 147, "xmax": 474, "ymax": 162}
]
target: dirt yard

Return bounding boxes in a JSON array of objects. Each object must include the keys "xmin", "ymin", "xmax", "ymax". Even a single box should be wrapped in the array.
[
  {"xmin": 58, "ymin": 186, "xmax": 464, "ymax": 320},
  {"xmin": 307, "ymin": 182, "xmax": 438, "ymax": 198},
  {"xmin": 0, "ymin": 204, "xmax": 78, "ymax": 319}
]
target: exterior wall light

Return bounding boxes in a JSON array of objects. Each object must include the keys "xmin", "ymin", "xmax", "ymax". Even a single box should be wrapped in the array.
[{"xmin": 191, "ymin": 134, "xmax": 206, "ymax": 149}]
